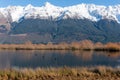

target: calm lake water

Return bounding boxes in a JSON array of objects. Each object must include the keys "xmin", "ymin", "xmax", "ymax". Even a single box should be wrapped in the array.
[{"xmin": 0, "ymin": 50, "xmax": 120, "ymax": 69}]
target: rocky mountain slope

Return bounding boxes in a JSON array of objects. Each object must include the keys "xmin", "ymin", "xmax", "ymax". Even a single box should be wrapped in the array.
[{"xmin": 0, "ymin": 2, "xmax": 120, "ymax": 43}]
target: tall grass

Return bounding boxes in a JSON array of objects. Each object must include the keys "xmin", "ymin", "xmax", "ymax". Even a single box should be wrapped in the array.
[
  {"xmin": 0, "ymin": 66, "xmax": 119, "ymax": 80},
  {"xmin": 0, "ymin": 40, "xmax": 120, "ymax": 52}
]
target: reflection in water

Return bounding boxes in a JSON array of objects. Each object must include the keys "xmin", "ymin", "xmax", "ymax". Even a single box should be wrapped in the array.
[
  {"xmin": 0, "ymin": 50, "xmax": 120, "ymax": 69},
  {"xmin": 95, "ymin": 52, "xmax": 120, "ymax": 58},
  {"xmin": 72, "ymin": 51, "xmax": 93, "ymax": 61}
]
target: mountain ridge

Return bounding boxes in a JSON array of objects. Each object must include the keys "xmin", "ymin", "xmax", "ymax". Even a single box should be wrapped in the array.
[
  {"xmin": 0, "ymin": 2, "xmax": 120, "ymax": 23},
  {"xmin": 0, "ymin": 2, "xmax": 120, "ymax": 44}
]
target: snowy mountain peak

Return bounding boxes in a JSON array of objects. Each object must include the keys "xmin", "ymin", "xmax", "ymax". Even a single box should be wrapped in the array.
[
  {"xmin": 0, "ymin": 2, "xmax": 120, "ymax": 23},
  {"xmin": 44, "ymin": 2, "xmax": 54, "ymax": 7},
  {"xmin": 25, "ymin": 4, "xmax": 34, "ymax": 10}
]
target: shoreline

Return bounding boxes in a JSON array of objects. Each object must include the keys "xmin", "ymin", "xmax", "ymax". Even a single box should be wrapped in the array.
[{"xmin": 0, "ymin": 40, "xmax": 120, "ymax": 52}]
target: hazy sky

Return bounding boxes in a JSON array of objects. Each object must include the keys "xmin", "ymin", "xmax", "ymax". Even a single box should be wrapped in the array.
[{"xmin": 0, "ymin": 0, "xmax": 120, "ymax": 7}]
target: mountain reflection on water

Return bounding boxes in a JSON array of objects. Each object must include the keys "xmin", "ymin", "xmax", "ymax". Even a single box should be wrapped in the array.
[{"xmin": 0, "ymin": 50, "xmax": 120, "ymax": 69}]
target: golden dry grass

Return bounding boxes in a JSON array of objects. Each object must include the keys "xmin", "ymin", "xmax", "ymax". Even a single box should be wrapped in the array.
[
  {"xmin": 0, "ymin": 66, "xmax": 120, "ymax": 80},
  {"xmin": 0, "ymin": 40, "xmax": 119, "ymax": 52}
]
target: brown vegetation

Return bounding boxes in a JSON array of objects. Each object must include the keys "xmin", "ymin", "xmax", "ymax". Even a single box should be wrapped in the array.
[
  {"xmin": 0, "ymin": 67, "xmax": 120, "ymax": 80},
  {"xmin": 0, "ymin": 40, "xmax": 120, "ymax": 52}
]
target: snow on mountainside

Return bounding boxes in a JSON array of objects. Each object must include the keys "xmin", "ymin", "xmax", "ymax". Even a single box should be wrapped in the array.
[{"xmin": 0, "ymin": 2, "xmax": 120, "ymax": 23}]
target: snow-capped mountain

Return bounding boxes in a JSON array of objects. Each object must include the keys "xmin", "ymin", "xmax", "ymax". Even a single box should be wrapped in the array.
[
  {"xmin": 0, "ymin": 2, "xmax": 120, "ymax": 44},
  {"xmin": 0, "ymin": 2, "xmax": 120, "ymax": 23}
]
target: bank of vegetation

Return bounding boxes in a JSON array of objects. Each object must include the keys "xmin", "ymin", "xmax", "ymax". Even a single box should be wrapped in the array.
[
  {"xmin": 0, "ymin": 66, "xmax": 119, "ymax": 80},
  {"xmin": 0, "ymin": 40, "xmax": 120, "ymax": 52}
]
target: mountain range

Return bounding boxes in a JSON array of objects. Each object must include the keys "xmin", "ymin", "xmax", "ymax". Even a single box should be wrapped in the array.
[{"xmin": 0, "ymin": 2, "xmax": 120, "ymax": 44}]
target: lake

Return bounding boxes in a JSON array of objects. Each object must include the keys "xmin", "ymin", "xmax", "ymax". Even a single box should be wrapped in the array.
[{"xmin": 0, "ymin": 50, "xmax": 120, "ymax": 69}]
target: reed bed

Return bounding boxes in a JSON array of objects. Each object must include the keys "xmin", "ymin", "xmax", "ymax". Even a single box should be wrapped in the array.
[{"xmin": 0, "ymin": 40, "xmax": 120, "ymax": 52}]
